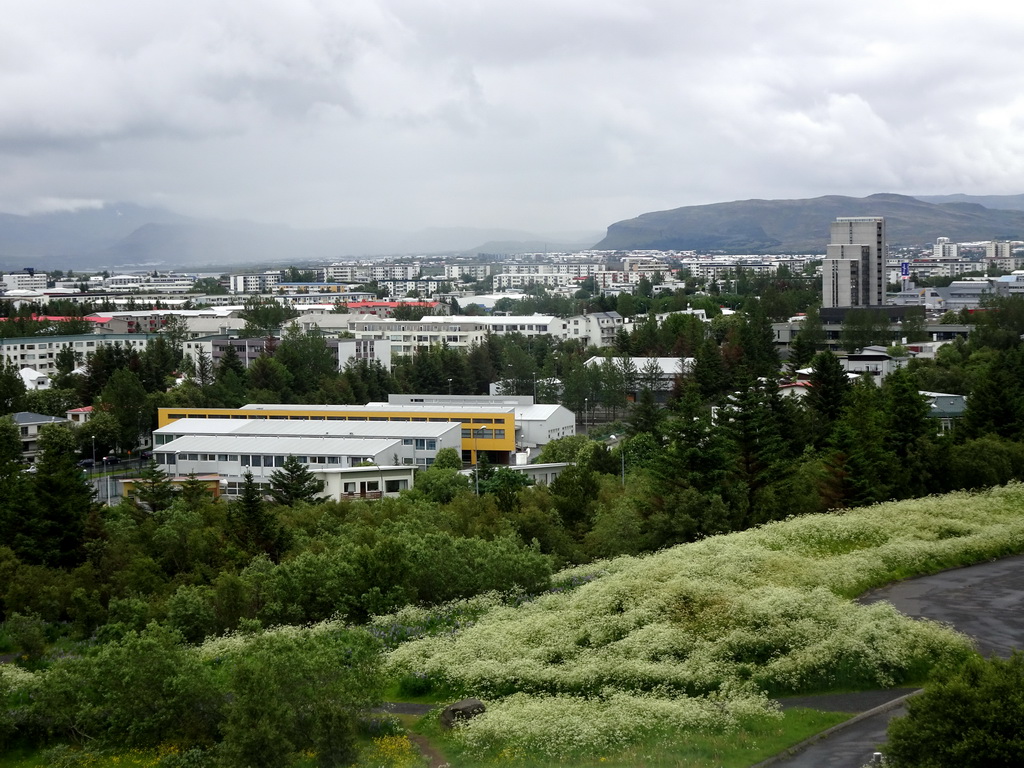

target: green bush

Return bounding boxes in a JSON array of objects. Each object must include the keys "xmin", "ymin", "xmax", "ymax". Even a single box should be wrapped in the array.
[{"xmin": 886, "ymin": 652, "xmax": 1024, "ymax": 767}]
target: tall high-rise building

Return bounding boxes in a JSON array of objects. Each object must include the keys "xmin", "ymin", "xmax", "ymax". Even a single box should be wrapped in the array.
[{"xmin": 822, "ymin": 216, "xmax": 886, "ymax": 309}]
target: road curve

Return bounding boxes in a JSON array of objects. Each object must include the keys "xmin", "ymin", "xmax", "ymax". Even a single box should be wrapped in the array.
[{"xmin": 763, "ymin": 553, "xmax": 1024, "ymax": 768}]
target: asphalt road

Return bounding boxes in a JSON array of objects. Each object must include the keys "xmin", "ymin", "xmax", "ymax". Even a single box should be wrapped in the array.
[{"xmin": 764, "ymin": 553, "xmax": 1024, "ymax": 768}]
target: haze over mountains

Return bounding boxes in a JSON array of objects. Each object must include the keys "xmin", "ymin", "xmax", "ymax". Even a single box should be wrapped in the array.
[
  {"xmin": 0, "ymin": 204, "xmax": 599, "ymax": 271},
  {"xmin": 2, "ymin": 193, "xmax": 1023, "ymax": 271}
]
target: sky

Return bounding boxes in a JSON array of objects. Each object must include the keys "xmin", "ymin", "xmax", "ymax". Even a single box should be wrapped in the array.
[{"xmin": 1, "ymin": 0, "xmax": 1023, "ymax": 235}]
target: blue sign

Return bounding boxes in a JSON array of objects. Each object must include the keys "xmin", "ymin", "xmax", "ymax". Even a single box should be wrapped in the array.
[{"xmin": 900, "ymin": 262, "xmax": 910, "ymax": 278}]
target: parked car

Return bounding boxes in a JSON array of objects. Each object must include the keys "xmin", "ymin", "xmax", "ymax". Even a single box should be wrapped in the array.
[
  {"xmin": 140, "ymin": 450, "xmax": 153, "ymax": 460},
  {"xmin": 77, "ymin": 458, "xmax": 95, "ymax": 468},
  {"xmin": 102, "ymin": 456, "xmax": 121, "ymax": 465}
]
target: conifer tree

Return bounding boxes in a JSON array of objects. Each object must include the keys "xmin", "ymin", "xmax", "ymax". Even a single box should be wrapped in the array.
[
  {"xmin": 133, "ymin": 460, "xmax": 176, "ymax": 513},
  {"xmin": 230, "ymin": 471, "xmax": 289, "ymax": 560},
  {"xmin": 30, "ymin": 423, "xmax": 96, "ymax": 567},
  {"xmin": 268, "ymin": 455, "xmax": 325, "ymax": 506}
]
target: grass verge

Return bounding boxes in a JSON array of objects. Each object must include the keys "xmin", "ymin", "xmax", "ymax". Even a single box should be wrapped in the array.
[{"xmin": 411, "ymin": 708, "xmax": 851, "ymax": 768}]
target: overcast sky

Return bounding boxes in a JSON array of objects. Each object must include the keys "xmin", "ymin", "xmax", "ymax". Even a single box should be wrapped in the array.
[{"xmin": 1, "ymin": 0, "xmax": 1023, "ymax": 234}]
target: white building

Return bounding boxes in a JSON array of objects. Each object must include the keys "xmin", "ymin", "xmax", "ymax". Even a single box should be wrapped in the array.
[
  {"xmin": 383, "ymin": 394, "xmax": 576, "ymax": 460},
  {"xmin": 229, "ymin": 271, "xmax": 284, "ymax": 294},
  {"xmin": 933, "ymin": 237, "xmax": 958, "ymax": 260},
  {"xmin": 0, "ymin": 333, "xmax": 157, "ymax": 374},
  {"xmin": 18, "ymin": 367, "xmax": 50, "ymax": 390},
  {"xmin": 1, "ymin": 271, "xmax": 48, "ymax": 292},
  {"xmin": 822, "ymin": 217, "xmax": 886, "ymax": 309},
  {"xmin": 12, "ymin": 411, "xmax": 68, "ymax": 463},
  {"xmin": 153, "ymin": 417, "xmax": 460, "ymax": 467},
  {"xmin": 153, "ymin": 435, "xmax": 409, "ymax": 489}
]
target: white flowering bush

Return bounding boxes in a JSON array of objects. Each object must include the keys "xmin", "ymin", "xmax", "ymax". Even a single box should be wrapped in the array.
[
  {"xmin": 454, "ymin": 687, "xmax": 779, "ymax": 759},
  {"xmin": 388, "ymin": 485, "xmax": 1024, "ymax": 758}
]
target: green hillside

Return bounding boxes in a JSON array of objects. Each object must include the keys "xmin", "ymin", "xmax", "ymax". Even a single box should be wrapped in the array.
[{"xmin": 382, "ymin": 484, "xmax": 1024, "ymax": 761}]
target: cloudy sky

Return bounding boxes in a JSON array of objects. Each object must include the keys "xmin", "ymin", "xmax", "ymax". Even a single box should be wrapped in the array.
[{"xmin": 1, "ymin": 0, "xmax": 1023, "ymax": 234}]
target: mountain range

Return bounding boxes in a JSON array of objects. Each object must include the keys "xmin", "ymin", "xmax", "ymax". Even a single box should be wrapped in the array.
[
  {"xmin": 2, "ymin": 193, "xmax": 1024, "ymax": 271},
  {"xmin": 594, "ymin": 193, "xmax": 1024, "ymax": 253}
]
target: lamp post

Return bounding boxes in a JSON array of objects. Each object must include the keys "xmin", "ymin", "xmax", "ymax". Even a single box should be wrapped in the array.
[
  {"xmin": 473, "ymin": 427, "xmax": 480, "ymax": 495},
  {"xmin": 583, "ymin": 397, "xmax": 588, "ymax": 434},
  {"xmin": 610, "ymin": 435, "xmax": 625, "ymax": 487}
]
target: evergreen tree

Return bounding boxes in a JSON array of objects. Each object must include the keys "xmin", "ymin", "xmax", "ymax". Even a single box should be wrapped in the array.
[
  {"xmin": 133, "ymin": 460, "xmax": 176, "ymax": 513},
  {"xmin": 0, "ymin": 417, "xmax": 41, "ymax": 563},
  {"xmin": 100, "ymin": 368, "xmax": 150, "ymax": 450},
  {"xmin": 275, "ymin": 324, "xmax": 338, "ymax": 398},
  {"xmin": 628, "ymin": 387, "xmax": 664, "ymax": 437},
  {"xmin": 29, "ymin": 423, "xmax": 96, "ymax": 566},
  {"xmin": 646, "ymin": 383, "xmax": 738, "ymax": 544},
  {"xmin": 737, "ymin": 301, "xmax": 780, "ymax": 379},
  {"xmin": 823, "ymin": 380, "xmax": 900, "ymax": 507},
  {"xmin": 217, "ymin": 342, "xmax": 247, "ymax": 381},
  {"xmin": 0, "ymin": 360, "xmax": 27, "ymax": 413},
  {"xmin": 230, "ymin": 472, "xmax": 289, "ymax": 560},
  {"xmin": 268, "ymin": 456, "xmax": 325, "ymax": 506},
  {"xmin": 722, "ymin": 378, "xmax": 793, "ymax": 526},
  {"xmin": 247, "ymin": 354, "xmax": 293, "ymax": 402},
  {"xmin": 805, "ymin": 350, "xmax": 851, "ymax": 446},
  {"xmin": 692, "ymin": 335, "xmax": 727, "ymax": 402}
]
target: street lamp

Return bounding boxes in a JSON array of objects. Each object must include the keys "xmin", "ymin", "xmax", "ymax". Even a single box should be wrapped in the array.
[
  {"xmin": 473, "ymin": 427, "xmax": 480, "ymax": 495},
  {"xmin": 583, "ymin": 397, "xmax": 588, "ymax": 433},
  {"xmin": 610, "ymin": 435, "xmax": 625, "ymax": 487}
]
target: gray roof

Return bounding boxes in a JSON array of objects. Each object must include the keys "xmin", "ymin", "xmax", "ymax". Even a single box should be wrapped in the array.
[
  {"xmin": 157, "ymin": 435, "xmax": 401, "ymax": 456},
  {"xmin": 155, "ymin": 418, "xmax": 456, "ymax": 439},
  {"xmin": 11, "ymin": 411, "xmax": 68, "ymax": 425}
]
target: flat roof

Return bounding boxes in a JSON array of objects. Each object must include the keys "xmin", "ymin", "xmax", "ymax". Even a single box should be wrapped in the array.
[
  {"xmin": 239, "ymin": 403, "xmax": 515, "ymax": 415},
  {"xmin": 155, "ymin": 418, "xmax": 457, "ymax": 439},
  {"xmin": 157, "ymin": 435, "xmax": 401, "ymax": 455}
]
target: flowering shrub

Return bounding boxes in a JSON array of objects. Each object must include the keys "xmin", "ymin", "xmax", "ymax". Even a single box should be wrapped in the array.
[
  {"xmin": 454, "ymin": 687, "xmax": 779, "ymax": 759},
  {"xmin": 362, "ymin": 734, "xmax": 421, "ymax": 768},
  {"xmin": 388, "ymin": 485, "xmax": 1024, "ymax": 757}
]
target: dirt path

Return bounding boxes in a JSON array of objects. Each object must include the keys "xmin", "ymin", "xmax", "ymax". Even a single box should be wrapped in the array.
[{"xmin": 407, "ymin": 732, "xmax": 450, "ymax": 768}]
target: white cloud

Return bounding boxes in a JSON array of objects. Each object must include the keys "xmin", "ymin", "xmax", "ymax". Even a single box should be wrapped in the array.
[{"xmin": 1, "ymin": 0, "xmax": 1023, "ymax": 232}]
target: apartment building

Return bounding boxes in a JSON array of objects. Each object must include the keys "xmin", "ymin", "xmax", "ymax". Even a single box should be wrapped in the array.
[
  {"xmin": 1, "ymin": 271, "xmax": 48, "ymax": 292},
  {"xmin": 228, "ymin": 271, "xmax": 284, "ymax": 293},
  {"xmin": 0, "ymin": 333, "xmax": 157, "ymax": 373},
  {"xmin": 822, "ymin": 217, "xmax": 886, "ymax": 309}
]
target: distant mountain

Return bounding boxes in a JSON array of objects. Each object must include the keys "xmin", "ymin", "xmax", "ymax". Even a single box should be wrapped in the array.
[
  {"xmin": 0, "ymin": 203, "xmax": 599, "ymax": 270},
  {"xmin": 915, "ymin": 193, "xmax": 1024, "ymax": 212},
  {"xmin": 594, "ymin": 193, "xmax": 1024, "ymax": 253}
]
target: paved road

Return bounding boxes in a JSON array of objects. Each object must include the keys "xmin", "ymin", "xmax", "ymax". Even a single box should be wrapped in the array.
[{"xmin": 764, "ymin": 554, "xmax": 1024, "ymax": 767}]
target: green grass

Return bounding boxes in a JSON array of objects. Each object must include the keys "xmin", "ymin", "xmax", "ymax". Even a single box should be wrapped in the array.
[
  {"xmin": 0, "ymin": 709, "xmax": 849, "ymax": 768},
  {"xmin": 411, "ymin": 708, "xmax": 851, "ymax": 767}
]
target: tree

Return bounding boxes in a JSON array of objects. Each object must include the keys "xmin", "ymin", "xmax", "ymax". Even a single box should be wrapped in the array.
[
  {"xmin": 230, "ymin": 471, "xmax": 289, "ymax": 560},
  {"xmin": 219, "ymin": 628, "xmax": 383, "ymax": 768},
  {"xmin": 268, "ymin": 455, "xmax": 325, "ymax": 506},
  {"xmin": 275, "ymin": 324, "xmax": 339, "ymax": 398},
  {"xmin": 29, "ymin": 423, "xmax": 96, "ymax": 566},
  {"xmin": 482, "ymin": 466, "xmax": 531, "ymax": 514},
  {"xmin": 247, "ymin": 354, "xmax": 292, "ymax": 402},
  {"xmin": 886, "ymin": 652, "xmax": 1024, "ymax": 767},
  {"xmin": 100, "ymin": 368, "xmax": 151, "ymax": 450},
  {"xmin": 805, "ymin": 350, "xmax": 851, "ymax": 446},
  {"xmin": 0, "ymin": 359, "xmax": 26, "ymax": 413},
  {"xmin": 432, "ymin": 446, "xmax": 463, "ymax": 470},
  {"xmin": 133, "ymin": 460, "xmax": 176, "ymax": 513}
]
